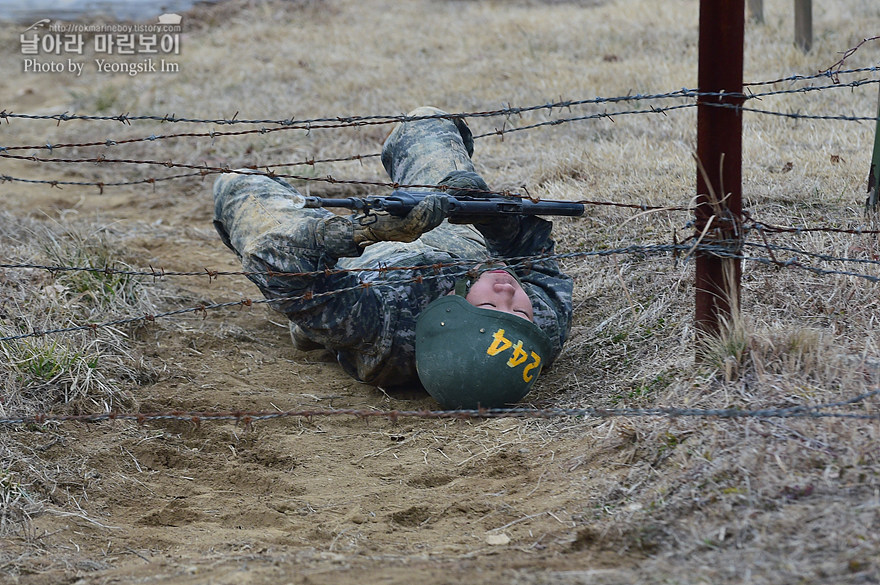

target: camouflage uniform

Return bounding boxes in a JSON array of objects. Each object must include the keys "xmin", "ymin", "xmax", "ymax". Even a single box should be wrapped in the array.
[{"xmin": 213, "ymin": 107, "xmax": 573, "ymax": 389}]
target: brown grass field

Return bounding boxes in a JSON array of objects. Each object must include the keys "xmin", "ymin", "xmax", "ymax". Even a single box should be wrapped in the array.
[{"xmin": 1, "ymin": 0, "xmax": 879, "ymax": 583}]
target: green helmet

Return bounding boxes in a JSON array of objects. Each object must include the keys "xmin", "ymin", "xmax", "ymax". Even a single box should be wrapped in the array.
[{"xmin": 415, "ymin": 294, "xmax": 553, "ymax": 409}]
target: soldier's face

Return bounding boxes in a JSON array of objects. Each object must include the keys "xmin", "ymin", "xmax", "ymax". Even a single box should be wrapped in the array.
[{"xmin": 465, "ymin": 270, "xmax": 534, "ymax": 321}]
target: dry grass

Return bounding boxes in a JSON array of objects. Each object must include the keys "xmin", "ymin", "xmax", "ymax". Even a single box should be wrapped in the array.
[
  {"xmin": 0, "ymin": 0, "xmax": 879, "ymax": 582},
  {"xmin": 0, "ymin": 213, "xmax": 163, "ymax": 534}
]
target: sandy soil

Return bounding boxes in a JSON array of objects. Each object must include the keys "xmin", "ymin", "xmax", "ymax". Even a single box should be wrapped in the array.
[
  {"xmin": 3, "ymin": 186, "xmax": 643, "ymax": 584},
  {"xmin": 2, "ymin": 0, "xmax": 879, "ymax": 583}
]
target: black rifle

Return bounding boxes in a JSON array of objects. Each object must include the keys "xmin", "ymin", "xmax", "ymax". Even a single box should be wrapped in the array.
[{"xmin": 302, "ymin": 190, "xmax": 584, "ymax": 220}]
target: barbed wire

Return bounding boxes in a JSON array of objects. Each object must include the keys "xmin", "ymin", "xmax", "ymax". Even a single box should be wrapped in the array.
[
  {"xmin": 3, "ymin": 61, "xmax": 880, "ymax": 437},
  {"xmin": 1, "ymin": 252, "xmax": 603, "ymax": 282},
  {"xmin": 6, "ymin": 155, "xmax": 880, "ymax": 236},
  {"xmin": 745, "ymin": 219, "xmax": 880, "ymax": 236},
  {"xmin": 0, "ymin": 69, "xmax": 875, "ymax": 162},
  {"xmin": 5, "ymin": 229, "xmax": 880, "ymax": 286},
  {"xmin": 1, "ymin": 99, "xmax": 876, "ymax": 191},
  {"xmin": 2, "ymin": 65, "xmax": 880, "ymax": 341},
  {"xmin": 744, "ymin": 65, "xmax": 880, "ymax": 87},
  {"xmin": 0, "ymin": 100, "xmax": 700, "ymax": 155},
  {"xmin": 723, "ymin": 251, "xmax": 880, "ymax": 284},
  {"xmin": 745, "ymin": 77, "xmax": 880, "ymax": 99},
  {"xmin": 8, "ymin": 232, "xmax": 880, "ymax": 343},
  {"xmin": 0, "ymin": 159, "xmax": 691, "ymax": 212},
  {"xmin": 0, "ymin": 167, "xmax": 535, "ymax": 195},
  {"xmin": 0, "ymin": 277, "xmax": 408, "ymax": 343},
  {"xmin": 742, "ymin": 241, "xmax": 880, "ymax": 268},
  {"xmin": 1, "ymin": 388, "xmax": 877, "ymax": 427},
  {"xmin": 0, "ymin": 245, "xmax": 706, "ymax": 342},
  {"xmin": 819, "ymin": 37, "xmax": 880, "ymax": 83},
  {"xmin": 0, "ymin": 170, "xmax": 205, "ymax": 190},
  {"xmin": 2, "ymin": 98, "xmax": 872, "ymax": 161},
  {"xmin": 0, "ymin": 66, "xmax": 875, "ymax": 128},
  {"xmin": 0, "ymin": 90, "xmax": 696, "ymax": 127},
  {"xmin": 2, "ymin": 220, "xmax": 880, "ymax": 278},
  {"xmin": 705, "ymin": 102, "xmax": 880, "ymax": 123},
  {"xmin": 471, "ymin": 77, "xmax": 880, "ymax": 139}
]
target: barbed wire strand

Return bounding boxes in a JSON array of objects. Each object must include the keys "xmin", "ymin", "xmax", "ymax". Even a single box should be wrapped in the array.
[
  {"xmin": 5, "ymin": 228, "xmax": 880, "ymax": 282},
  {"xmin": 1, "ymin": 387, "xmax": 877, "ymax": 427},
  {"xmin": 0, "ymin": 67, "xmax": 876, "ymax": 127},
  {"xmin": 1, "ymin": 72, "xmax": 877, "ymax": 160},
  {"xmin": 0, "ymin": 247, "xmax": 696, "ymax": 342},
  {"xmin": 0, "ymin": 161, "xmax": 694, "ymax": 213},
  {"xmin": 0, "ymin": 89, "xmax": 697, "ymax": 126},
  {"xmin": 9, "ymin": 235, "xmax": 880, "ymax": 343}
]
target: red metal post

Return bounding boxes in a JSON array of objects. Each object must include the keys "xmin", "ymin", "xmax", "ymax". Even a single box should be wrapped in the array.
[{"xmin": 695, "ymin": 0, "xmax": 745, "ymax": 339}]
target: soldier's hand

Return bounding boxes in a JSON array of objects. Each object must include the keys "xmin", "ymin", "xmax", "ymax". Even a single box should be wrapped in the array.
[{"xmin": 352, "ymin": 194, "xmax": 449, "ymax": 246}]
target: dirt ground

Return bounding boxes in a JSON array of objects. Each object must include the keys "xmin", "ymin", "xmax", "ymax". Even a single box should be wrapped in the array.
[
  {"xmin": 2, "ymin": 0, "xmax": 879, "ymax": 583},
  {"xmin": 1, "ymin": 176, "xmax": 649, "ymax": 583}
]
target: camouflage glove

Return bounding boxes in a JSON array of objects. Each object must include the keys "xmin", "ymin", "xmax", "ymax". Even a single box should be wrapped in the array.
[{"xmin": 352, "ymin": 194, "xmax": 449, "ymax": 247}]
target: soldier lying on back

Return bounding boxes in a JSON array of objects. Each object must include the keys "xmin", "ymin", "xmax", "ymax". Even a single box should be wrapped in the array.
[{"xmin": 212, "ymin": 107, "xmax": 573, "ymax": 408}]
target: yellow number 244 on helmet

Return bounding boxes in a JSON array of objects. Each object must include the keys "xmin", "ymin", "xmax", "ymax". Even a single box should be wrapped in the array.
[{"xmin": 415, "ymin": 291, "xmax": 553, "ymax": 409}]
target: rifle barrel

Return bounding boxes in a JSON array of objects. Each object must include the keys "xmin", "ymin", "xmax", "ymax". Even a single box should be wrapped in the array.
[{"xmin": 303, "ymin": 196, "xmax": 365, "ymax": 211}]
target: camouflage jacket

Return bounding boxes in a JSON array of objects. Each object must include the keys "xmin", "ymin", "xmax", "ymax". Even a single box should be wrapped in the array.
[{"xmin": 222, "ymin": 217, "xmax": 572, "ymax": 389}]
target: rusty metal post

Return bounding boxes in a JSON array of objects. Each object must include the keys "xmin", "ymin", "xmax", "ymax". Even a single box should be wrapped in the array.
[{"xmin": 695, "ymin": 0, "xmax": 744, "ymax": 341}]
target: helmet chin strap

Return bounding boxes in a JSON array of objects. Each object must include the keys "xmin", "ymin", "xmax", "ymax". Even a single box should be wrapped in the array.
[{"xmin": 453, "ymin": 262, "xmax": 524, "ymax": 297}]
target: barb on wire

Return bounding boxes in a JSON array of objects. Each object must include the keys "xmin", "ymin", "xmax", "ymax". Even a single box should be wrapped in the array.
[
  {"xmin": 2, "ymin": 388, "xmax": 878, "ymax": 427},
  {"xmin": 820, "ymin": 37, "xmax": 880, "ymax": 83}
]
